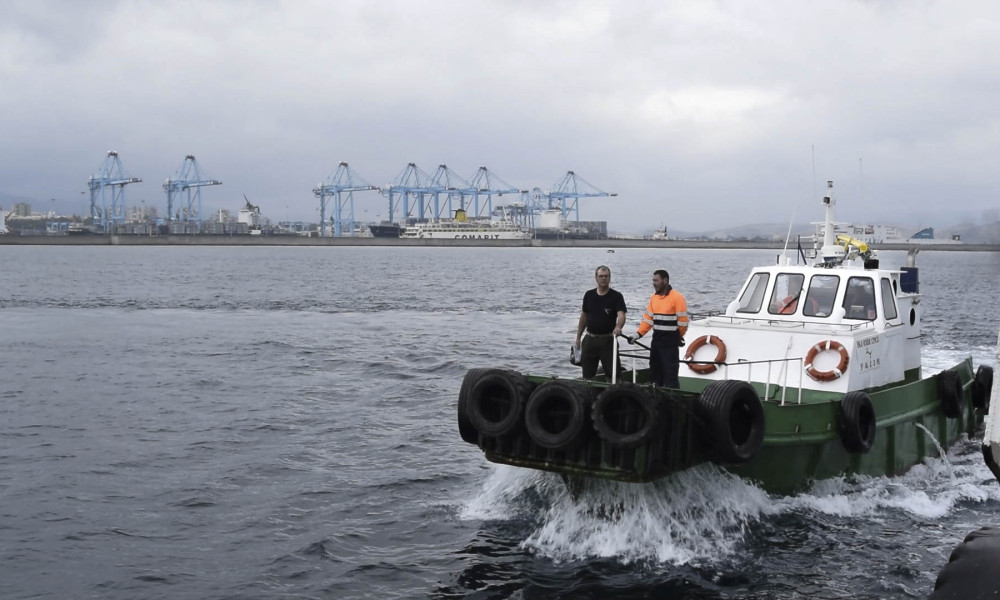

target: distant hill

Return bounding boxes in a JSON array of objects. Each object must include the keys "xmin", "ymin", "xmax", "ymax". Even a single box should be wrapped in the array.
[{"xmin": 664, "ymin": 221, "xmax": 1000, "ymax": 244}]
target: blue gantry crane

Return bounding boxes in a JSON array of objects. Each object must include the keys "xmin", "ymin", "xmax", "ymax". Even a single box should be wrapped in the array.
[
  {"xmin": 427, "ymin": 164, "xmax": 479, "ymax": 219},
  {"xmin": 467, "ymin": 166, "xmax": 524, "ymax": 219},
  {"xmin": 313, "ymin": 162, "xmax": 379, "ymax": 237},
  {"xmin": 88, "ymin": 151, "xmax": 142, "ymax": 232},
  {"xmin": 163, "ymin": 155, "xmax": 222, "ymax": 224},
  {"xmin": 384, "ymin": 163, "xmax": 442, "ymax": 223},
  {"xmin": 543, "ymin": 170, "xmax": 616, "ymax": 221}
]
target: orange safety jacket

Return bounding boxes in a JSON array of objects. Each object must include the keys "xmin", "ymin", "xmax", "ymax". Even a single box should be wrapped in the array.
[{"xmin": 636, "ymin": 288, "xmax": 688, "ymax": 344}]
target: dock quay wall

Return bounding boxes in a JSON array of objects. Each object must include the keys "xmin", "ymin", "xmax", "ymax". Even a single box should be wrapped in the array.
[{"xmin": 0, "ymin": 235, "xmax": 997, "ymax": 252}]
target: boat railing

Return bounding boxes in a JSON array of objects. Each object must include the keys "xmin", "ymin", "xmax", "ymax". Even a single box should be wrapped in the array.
[
  {"xmin": 612, "ymin": 336, "xmax": 806, "ymax": 404},
  {"xmin": 706, "ymin": 314, "xmax": 873, "ymax": 332}
]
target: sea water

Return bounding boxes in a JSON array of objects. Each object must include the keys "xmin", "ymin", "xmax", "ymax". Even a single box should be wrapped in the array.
[{"xmin": 1, "ymin": 245, "xmax": 999, "ymax": 599}]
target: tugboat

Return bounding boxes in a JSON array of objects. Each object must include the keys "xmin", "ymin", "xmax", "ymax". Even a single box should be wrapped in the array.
[{"xmin": 457, "ymin": 181, "xmax": 993, "ymax": 495}]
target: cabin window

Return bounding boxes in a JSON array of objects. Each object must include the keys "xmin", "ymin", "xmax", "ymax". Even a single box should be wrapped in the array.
[
  {"xmin": 803, "ymin": 274, "xmax": 839, "ymax": 317},
  {"xmin": 843, "ymin": 277, "xmax": 876, "ymax": 320},
  {"xmin": 737, "ymin": 272, "xmax": 770, "ymax": 313},
  {"xmin": 880, "ymin": 278, "xmax": 898, "ymax": 320},
  {"xmin": 768, "ymin": 273, "xmax": 806, "ymax": 315}
]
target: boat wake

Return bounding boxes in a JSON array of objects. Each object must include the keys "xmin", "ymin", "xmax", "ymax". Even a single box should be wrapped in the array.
[
  {"xmin": 461, "ymin": 436, "xmax": 1000, "ymax": 566},
  {"xmin": 461, "ymin": 464, "xmax": 774, "ymax": 565}
]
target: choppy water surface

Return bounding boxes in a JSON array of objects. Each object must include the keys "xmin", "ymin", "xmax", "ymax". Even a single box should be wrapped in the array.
[{"xmin": 1, "ymin": 246, "xmax": 999, "ymax": 599}]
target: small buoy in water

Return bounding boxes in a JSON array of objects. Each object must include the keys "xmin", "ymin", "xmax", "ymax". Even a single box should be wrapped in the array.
[{"xmin": 607, "ymin": 249, "xmax": 615, "ymax": 253}]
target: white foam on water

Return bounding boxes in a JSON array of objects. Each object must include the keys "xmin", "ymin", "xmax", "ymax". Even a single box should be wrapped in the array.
[
  {"xmin": 462, "ymin": 463, "xmax": 775, "ymax": 565},
  {"xmin": 460, "ymin": 437, "xmax": 1000, "ymax": 565},
  {"xmin": 776, "ymin": 438, "xmax": 1000, "ymax": 520}
]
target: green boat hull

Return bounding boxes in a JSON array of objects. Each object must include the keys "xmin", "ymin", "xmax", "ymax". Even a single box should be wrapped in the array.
[{"xmin": 459, "ymin": 358, "xmax": 984, "ymax": 495}]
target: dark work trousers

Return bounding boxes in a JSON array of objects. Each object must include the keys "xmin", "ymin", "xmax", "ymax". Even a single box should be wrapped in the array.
[
  {"xmin": 649, "ymin": 339, "xmax": 680, "ymax": 388},
  {"xmin": 581, "ymin": 333, "xmax": 617, "ymax": 380}
]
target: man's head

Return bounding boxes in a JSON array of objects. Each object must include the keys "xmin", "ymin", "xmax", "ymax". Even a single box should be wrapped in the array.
[
  {"xmin": 652, "ymin": 269, "xmax": 670, "ymax": 294},
  {"xmin": 595, "ymin": 265, "xmax": 611, "ymax": 288}
]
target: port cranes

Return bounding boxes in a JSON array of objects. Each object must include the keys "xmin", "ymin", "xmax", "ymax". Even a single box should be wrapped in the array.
[
  {"xmin": 88, "ymin": 151, "xmax": 141, "ymax": 232},
  {"xmin": 542, "ymin": 170, "xmax": 616, "ymax": 221},
  {"xmin": 467, "ymin": 166, "xmax": 523, "ymax": 219},
  {"xmin": 427, "ymin": 164, "xmax": 476, "ymax": 220},
  {"xmin": 312, "ymin": 162, "xmax": 379, "ymax": 237},
  {"xmin": 314, "ymin": 162, "xmax": 612, "ymax": 233},
  {"xmin": 382, "ymin": 163, "xmax": 525, "ymax": 223},
  {"xmin": 163, "ymin": 155, "xmax": 221, "ymax": 223},
  {"xmin": 384, "ymin": 163, "xmax": 440, "ymax": 223}
]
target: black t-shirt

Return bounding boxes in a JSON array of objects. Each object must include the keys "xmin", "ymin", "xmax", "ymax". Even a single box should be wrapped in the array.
[{"xmin": 582, "ymin": 288, "xmax": 627, "ymax": 334}]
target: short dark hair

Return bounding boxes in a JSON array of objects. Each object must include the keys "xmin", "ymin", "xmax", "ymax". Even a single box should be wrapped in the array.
[
  {"xmin": 595, "ymin": 265, "xmax": 611, "ymax": 277},
  {"xmin": 653, "ymin": 269, "xmax": 669, "ymax": 281}
]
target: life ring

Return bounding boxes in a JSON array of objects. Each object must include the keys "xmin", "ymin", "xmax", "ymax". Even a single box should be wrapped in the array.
[
  {"xmin": 777, "ymin": 295, "xmax": 820, "ymax": 315},
  {"xmin": 696, "ymin": 380, "xmax": 765, "ymax": 464},
  {"xmin": 778, "ymin": 295, "xmax": 798, "ymax": 314},
  {"xmin": 972, "ymin": 365, "xmax": 994, "ymax": 411},
  {"xmin": 466, "ymin": 368, "xmax": 532, "ymax": 437},
  {"xmin": 804, "ymin": 340, "xmax": 850, "ymax": 382},
  {"xmin": 839, "ymin": 391, "xmax": 876, "ymax": 453},
  {"xmin": 684, "ymin": 335, "xmax": 727, "ymax": 374},
  {"xmin": 591, "ymin": 383, "xmax": 660, "ymax": 448},
  {"xmin": 937, "ymin": 368, "xmax": 964, "ymax": 418},
  {"xmin": 524, "ymin": 380, "xmax": 593, "ymax": 451},
  {"xmin": 457, "ymin": 367, "xmax": 492, "ymax": 444}
]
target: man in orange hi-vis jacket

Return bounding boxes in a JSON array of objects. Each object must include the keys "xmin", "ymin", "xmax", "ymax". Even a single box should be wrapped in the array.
[{"xmin": 627, "ymin": 269, "xmax": 688, "ymax": 388}]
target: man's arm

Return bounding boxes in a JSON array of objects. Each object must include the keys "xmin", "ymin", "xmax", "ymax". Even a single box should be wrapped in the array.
[
  {"xmin": 613, "ymin": 310, "xmax": 625, "ymax": 336},
  {"xmin": 575, "ymin": 311, "xmax": 587, "ymax": 346}
]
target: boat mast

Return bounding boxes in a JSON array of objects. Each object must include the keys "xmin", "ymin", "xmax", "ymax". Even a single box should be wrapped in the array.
[{"xmin": 819, "ymin": 180, "xmax": 842, "ymax": 263}]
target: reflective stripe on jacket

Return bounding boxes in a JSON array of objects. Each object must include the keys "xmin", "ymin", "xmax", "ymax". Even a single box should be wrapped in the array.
[{"xmin": 637, "ymin": 288, "xmax": 688, "ymax": 343}]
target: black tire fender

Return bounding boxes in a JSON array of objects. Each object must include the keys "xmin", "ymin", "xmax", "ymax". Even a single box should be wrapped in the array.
[
  {"xmin": 524, "ymin": 380, "xmax": 593, "ymax": 451},
  {"xmin": 973, "ymin": 365, "xmax": 994, "ymax": 411},
  {"xmin": 938, "ymin": 369, "xmax": 964, "ymax": 419},
  {"xmin": 591, "ymin": 383, "xmax": 660, "ymax": 449},
  {"xmin": 466, "ymin": 369, "xmax": 531, "ymax": 437},
  {"xmin": 839, "ymin": 391, "xmax": 876, "ymax": 454},
  {"xmin": 457, "ymin": 368, "xmax": 492, "ymax": 444},
  {"xmin": 697, "ymin": 380, "xmax": 765, "ymax": 464}
]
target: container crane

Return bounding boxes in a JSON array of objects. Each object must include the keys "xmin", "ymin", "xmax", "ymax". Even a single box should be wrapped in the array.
[
  {"xmin": 163, "ymin": 155, "xmax": 221, "ymax": 224},
  {"xmin": 545, "ymin": 170, "xmax": 616, "ymax": 221},
  {"xmin": 428, "ymin": 164, "xmax": 478, "ymax": 220},
  {"xmin": 312, "ymin": 162, "xmax": 379, "ymax": 237},
  {"xmin": 467, "ymin": 166, "xmax": 523, "ymax": 219},
  {"xmin": 384, "ymin": 163, "xmax": 442, "ymax": 223},
  {"xmin": 88, "ymin": 151, "xmax": 141, "ymax": 232}
]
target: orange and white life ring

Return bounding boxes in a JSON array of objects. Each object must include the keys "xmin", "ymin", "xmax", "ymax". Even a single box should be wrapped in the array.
[
  {"xmin": 778, "ymin": 295, "xmax": 798, "ymax": 314},
  {"xmin": 684, "ymin": 335, "xmax": 727, "ymax": 374},
  {"xmin": 804, "ymin": 340, "xmax": 850, "ymax": 382}
]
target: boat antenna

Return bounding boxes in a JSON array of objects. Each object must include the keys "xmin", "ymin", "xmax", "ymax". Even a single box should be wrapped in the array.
[{"xmin": 780, "ymin": 145, "xmax": 815, "ymax": 264}]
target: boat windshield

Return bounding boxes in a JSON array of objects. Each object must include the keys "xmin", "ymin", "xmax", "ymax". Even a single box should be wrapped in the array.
[
  {"xmin": 737, "ymin": 272, "xmax": 769, "ymax": 313},
  {"xmin": 843, "ymin": 276, "xmax": 877, "ymax": 320},
  {"xmin": 803, "ymin": 274, "xmax": 839, "ymax": 317},
  {"xmin": 768, "ymin": 273, "xmax": 805, "ymax": 315}
]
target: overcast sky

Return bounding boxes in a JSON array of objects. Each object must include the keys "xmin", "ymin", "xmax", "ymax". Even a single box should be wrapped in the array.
[{"xmin": 2, "ymin": 0, "xmax": 999, "ymax": 233}]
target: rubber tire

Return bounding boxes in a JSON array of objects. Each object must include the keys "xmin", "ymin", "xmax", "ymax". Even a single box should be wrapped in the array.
[
  {"xmin": 938, "ymin": 369, "xmax": 964, "ymax": 419},
  {"xmin": 839, "ymin": 391, "xmax": 876, "ymax": 454},
  {"xmin": 457, "ymin": 368, "xmax": 491, "ymax": 444},
  {"xmin": 973, "ymin": 365, "xmax": 994, "ymax": 411},
  {"xmin": 697, "ymin": 380, "xmax": 765, "ymax": 464},
  {"xmin": 466, "ymin": 369, "xmax": 531, "ymax": 437},
  {"xmin": 591, "ymin": 383, "xmax": 660, "ymax": 449},
  {"xmin": 524, "ymin": 380, "xmax": 593, "ymax": 451}
]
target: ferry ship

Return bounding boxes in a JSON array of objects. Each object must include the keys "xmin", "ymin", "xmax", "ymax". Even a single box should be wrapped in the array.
[{"xmin": 400, "ymin": 209, "xmax": 531, "ymax": 240}]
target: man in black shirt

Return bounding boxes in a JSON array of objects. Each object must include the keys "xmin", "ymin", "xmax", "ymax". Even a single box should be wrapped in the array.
[{"xmin": 574, "ymin": 265, "xmax": 627, "ymax": 380}]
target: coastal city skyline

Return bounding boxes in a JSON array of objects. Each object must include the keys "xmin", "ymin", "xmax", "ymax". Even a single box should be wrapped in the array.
[{"xmin": 3, "ymin": 2, "xmax": 1000, "ymax": 233}]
